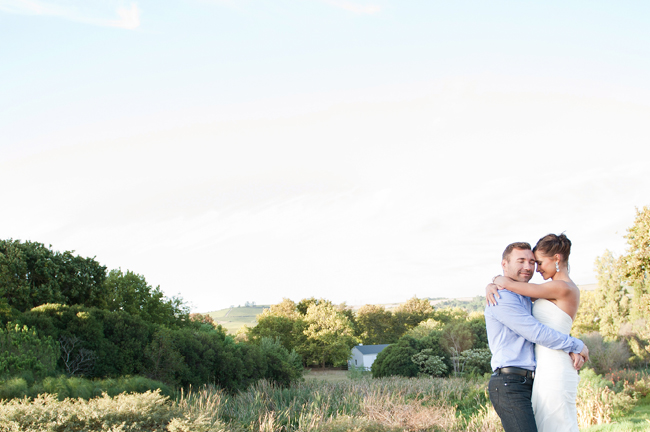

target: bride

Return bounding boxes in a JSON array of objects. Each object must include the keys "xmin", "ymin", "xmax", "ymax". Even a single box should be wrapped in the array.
[{"xmin": 488, "ymin": 233, "xmax": 582, "ymax": 432}]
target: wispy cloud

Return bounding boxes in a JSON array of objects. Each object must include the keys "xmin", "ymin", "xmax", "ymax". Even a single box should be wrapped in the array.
[
  {"xmin": 0, "ymin": 0, "xmax": 140, "ymax": 29},
  {"xmin": 320, "ymin": 0, "xmax": 382, "ymax": 14}
]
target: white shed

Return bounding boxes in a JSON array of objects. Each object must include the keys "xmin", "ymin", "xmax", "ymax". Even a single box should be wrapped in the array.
[{"xmin": 348, "ymin": 344, "xmax": 390, "ymax": 371}]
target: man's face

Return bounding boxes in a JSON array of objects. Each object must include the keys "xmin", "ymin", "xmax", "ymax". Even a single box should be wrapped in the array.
[{"xmin": 502, "ymin": 248, "xmax": 535, "ymax": 282}]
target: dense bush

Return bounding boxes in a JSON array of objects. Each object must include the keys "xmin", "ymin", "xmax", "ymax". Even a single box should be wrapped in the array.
[
  {"xmin": 576, "ymin": 368, "xmax": 636, "ymax": 427},
  {"xmin": 580, "ymin": 332, "xmax": 631, "ymax": 375},
  {"xmin": 0, "ymin": 390, "xmax": 221, "ymax": 432},
  {"xmin": 411, "ymin": 349, "xmax": 448, "ymax": 377},
  {"xmin": 0, "ymin": 324, "xmax": 59, "ymax": 381},
  {"xmin": 0, "ymin": 375, "xmax": 172, "ymax": 401},
  {"xmin": 372, "ymin": 316, "xmax": 489, "ymax": 379},
  {"xmin": 372, "ymin": 336, "xmax": 430, "ymax": 378},
  {"xmin": 0, "ymin": 239, "xmax": 107, "ymax": 313},
  {"xmin": 6, "ymin": 298, "xmax": 305, "ymax": 392}
]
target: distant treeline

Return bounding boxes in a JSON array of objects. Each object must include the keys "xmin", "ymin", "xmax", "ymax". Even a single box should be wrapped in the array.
[
  {"xmin": 432, "ymin": 297, "xmax": 486, "ymax": 313},
  {"xmin": 242, "ymin": 296, "xmax": 491, "ymax": 377}
]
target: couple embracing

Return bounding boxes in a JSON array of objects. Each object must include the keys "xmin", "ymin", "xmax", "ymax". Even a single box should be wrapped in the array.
[{"xmin": 485, "ymin": 233, "xmax": 589, "ymax": 432}]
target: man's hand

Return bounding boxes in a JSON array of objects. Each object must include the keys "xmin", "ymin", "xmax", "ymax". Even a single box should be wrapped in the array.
[
  {"xmin": 486, "ymin": 283, "xmax": 500, "ymax": 306},
  {"xmin": 570, "ymin": 352, "xmax": 585, "ymax": 370}
]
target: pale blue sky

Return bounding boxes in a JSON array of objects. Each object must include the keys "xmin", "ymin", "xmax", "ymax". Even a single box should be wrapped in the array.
[{"xmin": 2, "ymin": 1, "xmax": 650, "ymax": 311}]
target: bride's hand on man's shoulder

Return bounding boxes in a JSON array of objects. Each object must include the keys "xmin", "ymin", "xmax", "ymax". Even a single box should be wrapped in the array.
[{"xmin": 485, "ymin": 282, "xmax": 500, "ymax": 306}]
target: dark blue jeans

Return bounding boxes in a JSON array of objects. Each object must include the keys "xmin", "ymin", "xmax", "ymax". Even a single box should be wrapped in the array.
[{"xmin": 489, "ymin": 373, "xmax": 537, "ymax": 432}]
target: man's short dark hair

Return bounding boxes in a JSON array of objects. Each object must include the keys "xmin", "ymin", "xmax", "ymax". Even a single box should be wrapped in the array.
[{"xmin": 502, "ymin": 242, "xmax": 532, "ymax": 261}]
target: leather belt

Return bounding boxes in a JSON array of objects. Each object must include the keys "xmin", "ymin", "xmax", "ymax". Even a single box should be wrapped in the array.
[{"xmin": 494, "ymin": 367, "xmax": 535, "ymax": 379}]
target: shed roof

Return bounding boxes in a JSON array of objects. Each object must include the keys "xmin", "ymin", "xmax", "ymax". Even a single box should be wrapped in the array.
[{"xmin": 354, "ymin": 344, "xmax": 390, "ymax": 355}]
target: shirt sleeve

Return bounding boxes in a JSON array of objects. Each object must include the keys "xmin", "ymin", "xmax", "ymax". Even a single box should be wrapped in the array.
[{"xmin": 491, "ymin": 290, "xmax": 584, "ymax": 354}]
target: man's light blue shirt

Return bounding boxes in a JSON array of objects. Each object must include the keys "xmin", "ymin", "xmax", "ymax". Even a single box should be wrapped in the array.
[{"xmin": 485, "ymin": 289, "xmax": 584, "ymax": 372}]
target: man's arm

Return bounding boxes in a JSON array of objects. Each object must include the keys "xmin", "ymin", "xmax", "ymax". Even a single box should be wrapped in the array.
[{"xmin": 491, "ymin": 290, "xmax": 584, "ymax": 354}]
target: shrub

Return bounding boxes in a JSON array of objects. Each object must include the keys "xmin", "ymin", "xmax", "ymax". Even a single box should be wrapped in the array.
[
  {"xmin": 457, "ymin": 348, "xmax": 492, "ymax": 376},
  {"xmin": 0, "ymin": 390, "xmax": 223, "ymax": 432},
  {"xmin": 0, "ymin": 377, "xmax": 29, "ymax": 400},
  {"xmin": 258, "ymin": 337, "xmax": 303, "ymax": 386},
  {"xmin": 0, "ymin": 323, "xmax": 59, "ymax": 380},
  {"xmin": 605, "ymin": 368, "xmax": 650, "ymax": 397},
  {"xmin": 576, "ymin": 368, "xmax": 635, "ymax": 428},
  {"xmin": 347, "ymin": 365, "xmax": 371, "ymax": 380},
  {"xmin": 411, "ymin": 349, "xmax": 448, "ymax": 377},
  {"xmin": 0, "ymin": 375, "xmax": 172, "ymax": 401},
  {"xmin": 371, "ymin": 339, "xmax": 420, "ymax": 378},
  {"xmin": 580, "ymin": 332, "xmax": 630, "ymax": 374}
]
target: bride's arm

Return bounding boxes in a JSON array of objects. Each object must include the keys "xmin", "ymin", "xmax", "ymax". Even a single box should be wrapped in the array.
[{"xmin": 493, "ymin": 276, "xmax": 571, "ymax": 300}]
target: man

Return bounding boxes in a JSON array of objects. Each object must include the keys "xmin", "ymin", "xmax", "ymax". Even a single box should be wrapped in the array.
[{"xmin": 484, "ymin": 242, "xmax": 588, "ymax": 432}]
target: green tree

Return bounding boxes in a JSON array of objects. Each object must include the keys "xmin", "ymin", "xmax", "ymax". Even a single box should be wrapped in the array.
[
  {"xmin": 257, "ymin": 337, "xmax": 303, "ymax": 386},
  {"xmin": 622, "ymin": 206, "xmax": 650, "ymax": 322},
  {"xmin": 247, "ymin": 313, "xmax": 307, "ymax": 353},
  {"xmin": 355, "ymin": 304, "xmax": 397, "ymax": 345},
  {"xmin": 0, "ymin": 323, "xmax": 59, "ymax": 380},
  {"xmin": 393, "ymin": 296, "xmax": 434, "ymax": 335},
  {"xmin": 302, "ymin": 302, "xmax": 357, "ymax": 367},
  {"xmin": 593, "ymin": 251, "xmax": 629, "ymax": 340},
  {"xmin": 267, "ymin": 298, "xmax": 302, "ymax": 320},
  {"xmin": 440, "ymin": 321, "xmax": 474, "ymax": 375},
  {"xmin": 104, "ymin": 269, "xmax": 188, "ymax": 327},
  {"xmin": 0, "ymin": 240, "xmax": 107, "ymax": 312},
  {"xmin": 572, "ymin": 289, "xmax": 601, "ymax": 336}
]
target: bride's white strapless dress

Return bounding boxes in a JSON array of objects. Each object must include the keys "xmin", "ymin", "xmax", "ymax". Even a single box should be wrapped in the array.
[{"xmin": 531, "ymin": 299, "xmax": 580, "ymax": 432}]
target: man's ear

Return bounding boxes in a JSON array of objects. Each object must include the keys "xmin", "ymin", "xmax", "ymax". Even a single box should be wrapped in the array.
[{"xmin": 501, "ymin": 259, "xmax": 507, "ymax": 274}]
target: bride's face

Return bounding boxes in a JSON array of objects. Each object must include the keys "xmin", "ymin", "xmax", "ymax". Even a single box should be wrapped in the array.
[{"xmin": 534, "ymin": 252, "xmax": 557, "ymax": 280}]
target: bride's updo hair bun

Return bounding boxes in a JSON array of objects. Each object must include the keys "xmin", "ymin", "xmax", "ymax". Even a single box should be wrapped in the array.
[{"xmin": 533, "ymin": 233, "xmax": 571, "ymax": 263}]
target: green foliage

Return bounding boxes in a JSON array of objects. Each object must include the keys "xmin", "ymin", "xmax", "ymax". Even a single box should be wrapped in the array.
[
  {"xmin": 371, "ymin": 336, "xmax": 422, "ymax": 378},
  {"xmin": 577, "ymin": 368, "xmax": 636, "ymax": 426},
  {"xmin": 370, "ymin": 311, "xmax": 490, "ymax": 379},
  {"xmin": 581, "ymin": 332, "xmax": 631, "ymax": 375},
  {"xmin": 104, "ymin": 269, "xmax": 189, "ymax": 327},
  {"xmin": 594, "ymin": 251, "xmax": 630, "ymax": 340},
  {"xmin": 144, "ymin": 327, "xmax": 187, "ymax": 386},
  {"xmin": 0, "ymin": 239, "xmax": 107, "ymax": 312},
  {"xmin": 572, "ymin": 207, "xmax": 650, "ymax": 370},
  {"xmin": 303, "ymin": 302, "xmax": 358, "ymax": 367},
  {"xmin": 441, "ymin": 321, "xmax": 474, "ymax": 375},
  {"xmin": 392, "ymin": 296, "xmax": 434, "ymax": 334},
  {"xmin": 433, "ymin": 296, "xmax": 487, "ymax": 313},
  {"xmin": 573, "ymin": 289, "xmax": 601, "ymax": 336},
  {"xmin": 247, "ymin": 313, "xmax": 306, "ymax": 352},
  {"xmin": 355, "ymin": 304, "xmax": 399, "ymax": 345},
  {"xmin": 346, "ymin": 364, "xmax": 372, "ymax": 380},
  {"xmin": 456, "ymin": 348, "xmax": 492, "ymax": 376},
  {"xmin": 0, "ymin": 323, "xmax": 59, "ymax": 380},
  {"xmin": 0, "ymin": 375, "xmax": 173, "ymax": 401},
  {"xmin": 0, "ymin": 389, "xmax": 222, "ymax": 432},
  {"xmin": 249, "ymin": 298, "xmax": 357, "ymax": 369},
  {"xmin": 257, "ymin": 337, "xmax": 303, "ymax": 387},
  {"xmin": 411, "ymin": 349, "xmax": 448, "ymax": 377}
]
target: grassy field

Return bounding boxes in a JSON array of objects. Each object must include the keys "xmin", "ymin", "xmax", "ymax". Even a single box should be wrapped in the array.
[
  {"xmin": 303, "ymin": 369, "xmax": 350, "ymax": 384},
  {"xmin": 582, "ymin": 397, "xmax": 650, "ymax": 431},
  {"xmin": 2, "ymin": 371, "xmax": 648, "ymax": 431},
  {"xmin": 205, "ymin": 305, "xmax": 269, "ymax": 334}
]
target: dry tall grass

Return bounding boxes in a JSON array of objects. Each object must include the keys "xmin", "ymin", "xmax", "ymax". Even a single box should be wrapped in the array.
[
  {"xmin": 1, "ymin": 369, "xmax": 644, "ymax": 431},
  {"xmin": 0, "ymin": 390, "xmax": 224, "ymax": 432}
]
